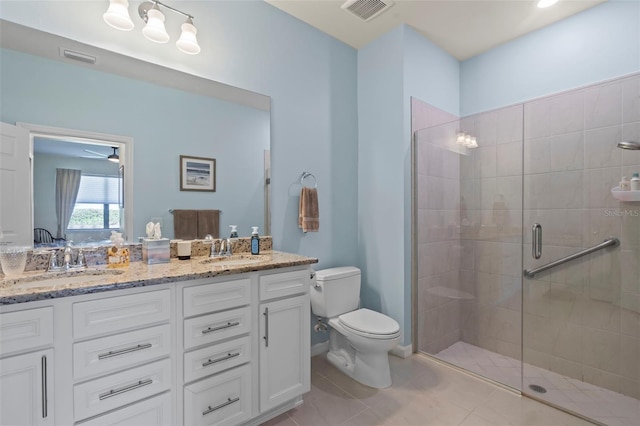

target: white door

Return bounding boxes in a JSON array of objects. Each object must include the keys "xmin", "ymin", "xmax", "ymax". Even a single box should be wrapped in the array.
[
  {"xmin": 259, "ymin": 294, "xmax": 310, "ymax": 412},
  {"xmin": 0, "ymin": 349, "xmax": 54, "ymax": 425},
  {"xmin": 0, "ymin": 122, "xmax": 31, "ymax": 246}
]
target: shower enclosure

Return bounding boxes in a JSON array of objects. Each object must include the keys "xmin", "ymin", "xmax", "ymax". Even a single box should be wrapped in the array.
[{"xmin": 413, "ymin": 73, "xmax": 640, "ymax": 425}]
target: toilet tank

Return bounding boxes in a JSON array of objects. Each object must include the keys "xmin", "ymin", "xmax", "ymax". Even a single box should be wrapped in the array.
[{"xmin": 311, "ymin": 266, "xmax": 361, "ymax": 318}]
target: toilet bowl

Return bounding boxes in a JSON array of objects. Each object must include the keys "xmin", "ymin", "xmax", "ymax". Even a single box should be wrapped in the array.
[{"xmin": 311, "ymin": 267, "xmax": 400, "ymax": 388}]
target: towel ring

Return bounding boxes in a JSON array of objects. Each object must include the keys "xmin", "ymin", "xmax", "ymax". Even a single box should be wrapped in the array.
[{"xmin": 300, "ymin": 172, "xmax": 317, "ymax": 189}]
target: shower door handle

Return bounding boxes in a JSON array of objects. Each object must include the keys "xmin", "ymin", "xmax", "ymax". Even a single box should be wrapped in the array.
[{"xmin": 532, "ymin": 224, "xmax": 542, "ymax": 259}]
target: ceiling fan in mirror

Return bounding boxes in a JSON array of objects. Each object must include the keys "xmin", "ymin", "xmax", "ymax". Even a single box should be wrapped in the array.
[{"xmin": 84, "ymin": 146, "xmax": 120, "ymax": 162}]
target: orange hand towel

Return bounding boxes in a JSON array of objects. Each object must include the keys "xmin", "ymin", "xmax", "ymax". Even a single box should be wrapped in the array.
[{"xmin": 299, "ymin": 187, "xmax": 319, "ymax": 232}]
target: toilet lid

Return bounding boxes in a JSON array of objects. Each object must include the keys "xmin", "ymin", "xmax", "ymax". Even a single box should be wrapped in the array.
[{"xmin": 338, "ymin": 308, "xmax": 400, "ymax": 336}]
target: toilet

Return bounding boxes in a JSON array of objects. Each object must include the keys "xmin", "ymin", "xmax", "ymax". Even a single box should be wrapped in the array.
[{"xmin": 311, "ymin": 266, "xmax": 400, "ymax": 388}]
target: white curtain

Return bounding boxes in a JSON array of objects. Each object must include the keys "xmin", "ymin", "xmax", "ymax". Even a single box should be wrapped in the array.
[{"xmin": 55, "ymin": 168, "xmax": 82, "ymax": 239}]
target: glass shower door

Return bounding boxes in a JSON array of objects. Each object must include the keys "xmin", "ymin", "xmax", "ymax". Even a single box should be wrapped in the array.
[{"xmin": 521, "ymin": 75, "xmax": 640, "ymax": 424}]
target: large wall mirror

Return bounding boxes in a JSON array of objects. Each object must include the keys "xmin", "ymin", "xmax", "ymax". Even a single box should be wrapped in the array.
[{"xmin": 0, "ymin": 20, "xmax": 271, "ymax": 246}]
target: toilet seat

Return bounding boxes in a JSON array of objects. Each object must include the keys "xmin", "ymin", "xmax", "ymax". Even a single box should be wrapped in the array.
[{"xmin": 338, "ymin": 308, "xmax": 400, "ymax": 340}]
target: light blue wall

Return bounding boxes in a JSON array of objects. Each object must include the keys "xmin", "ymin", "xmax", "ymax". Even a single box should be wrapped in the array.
[
  {"xmin": 461, "ymin": 0, "xmax": 640, "ymax": 115},
  {"xmin": 358, "ymin": 25, "xmax": 459, "ymax": 346},
  {"xmin": 1, "ymin": 48, "xmax": 268, "ymax": 240},
  {"xmin": 0, "ymin": 1, "xmax": 359, "ymax": 269}
]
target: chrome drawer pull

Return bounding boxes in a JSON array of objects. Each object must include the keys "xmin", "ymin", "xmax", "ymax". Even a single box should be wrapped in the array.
[
  {"xmin": 41, "ymin": 355, "xmax": 48, "ymax": 418},
  {"xmin": 99, "ymin": 378, "xmax": 153, "ymax": 400},
  {"xmin": 202, "ymin": 397, "xmax": 240, "ymax": 416},
  {"xmin": 98, "ymin": 343, "xmax": 153, "ymax": 360},
  {"xmin": 202, "ymin": 352, "xmax": 240, "ymax": 367},
  {"xmin": 202, "ymin": 321, "xmax": 240, "ymax": 335}
]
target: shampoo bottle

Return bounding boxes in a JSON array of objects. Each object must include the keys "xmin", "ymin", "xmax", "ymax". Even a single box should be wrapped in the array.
[
  {"xmin": 631, "ymin": 173, "xmax": 640, "ymax": 191},
  {"xmin": 251, "ymin": 227, "xmax": 260, "ymax": 255},
  {"xmin": 620, "ymin": 176, "xmax": 631, "ymax": 191}
]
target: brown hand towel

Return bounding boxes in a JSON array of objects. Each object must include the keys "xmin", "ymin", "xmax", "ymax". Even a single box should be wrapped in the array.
[
  {"xmin": 299, "ymin": 187, "xmax": 319, "ymax": 232},
  {"xmin": 173, "ymin": 210, "xmax": 198, "ymax": 239},
  {"xmin": 197, "ymin": 209, "xmax": 220, "ymax": 239}
]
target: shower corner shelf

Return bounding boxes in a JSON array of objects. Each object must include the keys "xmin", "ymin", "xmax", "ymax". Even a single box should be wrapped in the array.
[{"xmin": 611, "ymin": 187, "xmax": 640, "ymax": 202}]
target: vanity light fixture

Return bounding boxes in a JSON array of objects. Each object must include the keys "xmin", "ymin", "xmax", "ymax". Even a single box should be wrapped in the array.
[
  {"xmin": 107, "ymin": 147, "xmax": 120, "ymax": 163},
  {"xmin": 456, "ymin": 132, "xmax": 478, "ymax": 149},
  {"xmin": 102, "ymin": 0, "xmax": 200, "ymax": 54},
  {"xmin": 103, "ymin": 0, "xmax": 135, "ymax": 31}
]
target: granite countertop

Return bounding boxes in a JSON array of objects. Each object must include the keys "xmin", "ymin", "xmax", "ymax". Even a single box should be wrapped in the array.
[{"xmin": 0, "ymin": 251, "xmax": 318, "ymax": 305}]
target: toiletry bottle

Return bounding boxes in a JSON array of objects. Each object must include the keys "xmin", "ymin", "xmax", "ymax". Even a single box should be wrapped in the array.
[
  {"xmin": 631, "ymin": 173, "xmax": 640, "ymax": 191},
  {"xmin": 251, "ymin": 227, "xmax": 260, "ymax": 255},
  {"xmin": 620, "ymin": 176, "xmax": 631, "ymax": 191},
  {"xmin": 229, "ymin": 225, "xmax": 238, "ymax": 239}
]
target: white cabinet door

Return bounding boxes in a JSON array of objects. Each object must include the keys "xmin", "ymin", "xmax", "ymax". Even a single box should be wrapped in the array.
[
  {"xmin": 259, "ymin": 294, "xmax": 310, "ymax": 412},
  {"xmin": 0, "ymin": 122, "xmax": 31, "ymax": 246},
  {"xmin": 0, "ymin": 349, "xmax": 54, "ymax": 425}
]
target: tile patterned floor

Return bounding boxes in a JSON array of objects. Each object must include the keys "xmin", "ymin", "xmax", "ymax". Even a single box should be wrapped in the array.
[
  {"xmin": 261, "ymin": 353, "xmax": 594, "ymax": 426},
  {"xmin": 436, "ymin": 342, "xmax": 640, "ymax": 426}
]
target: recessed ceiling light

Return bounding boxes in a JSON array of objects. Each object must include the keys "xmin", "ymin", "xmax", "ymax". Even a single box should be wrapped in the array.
[{"xmin": 537, "ymin": 0, "xmax": 559, "ymax": 8}]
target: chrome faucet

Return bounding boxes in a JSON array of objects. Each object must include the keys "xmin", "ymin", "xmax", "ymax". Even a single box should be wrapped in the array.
[
  {"xmin": 219, "ymin": 238, "xmax": 232, "ymax": 257},
  {"xmin": 52, "ymin": 241, "xmax": 85, "ymax": 271}
]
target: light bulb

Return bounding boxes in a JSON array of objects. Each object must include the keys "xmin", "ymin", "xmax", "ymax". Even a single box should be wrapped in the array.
[
  {"xmin": 176, "ymin": 18, "xmax": 201, "ymax": 54},
  {"xmin": 103, "ymin": 0, "xmax": 134, "ymax": 31},
  {"xmin": 142, "ymin": 5, "xmax": 169, "ymax": 43},
  {"xmin": 537, "ymin": 0, "xmax": 559, "ymax": 8}
]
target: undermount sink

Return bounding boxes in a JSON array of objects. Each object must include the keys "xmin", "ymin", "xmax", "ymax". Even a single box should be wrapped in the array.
[
  {"xmin": 200, "ymin": 254, "xmax": 270, "ymax": 267},
  {"xmin": 7, "ymin": 269, "xmax": 125, "ymax": 289}
]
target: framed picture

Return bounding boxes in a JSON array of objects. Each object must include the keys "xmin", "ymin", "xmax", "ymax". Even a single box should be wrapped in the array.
[{"xmin": 180, "ymin": 155, "xmax": 216, "ymax": 192}]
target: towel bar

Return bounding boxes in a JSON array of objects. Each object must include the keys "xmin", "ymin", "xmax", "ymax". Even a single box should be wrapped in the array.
[
  {"xmin": 169, "ymin": 209, "xmax": 222, "ymax": 214},
  {"xmin": 300, "ymin": 172, "xmax": 317, "ymax": 189}
]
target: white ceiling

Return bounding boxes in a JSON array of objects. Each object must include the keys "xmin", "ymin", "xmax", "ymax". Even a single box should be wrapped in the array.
[{"xmin": 265, "ymin": 0, "xmax": 607, "ymax": 60}]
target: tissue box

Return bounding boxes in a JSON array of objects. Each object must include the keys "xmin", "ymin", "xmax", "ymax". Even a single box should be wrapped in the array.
[{"xmin": 142, "ymin": 238, "xmax": 170, "ymax": 264}]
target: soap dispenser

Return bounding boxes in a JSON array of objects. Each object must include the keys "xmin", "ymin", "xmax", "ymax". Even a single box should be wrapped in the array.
[
  {"xmin": 631, "ymin": 173, "xmax": 640, "ymax": 191},
  {"xmin": 229, "ymin": 225, "xmax": 238, "ymax": 239},
  {"xmin": 251, "ymin": 227, "xmax": 260, "ymax": 255}
]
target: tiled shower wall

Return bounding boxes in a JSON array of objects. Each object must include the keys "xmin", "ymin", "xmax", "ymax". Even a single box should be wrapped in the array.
[
  {"xmin": 521, "ymin": 74, "xmax": 640, "ymax": 399},
  {"xmin": 412, "ymin": 98, "xmax": 460, "ymax": 354},
  {"xmin": 458, "ymin": 105, "xmax": 524, "ymax": 364},
  {"xmin": 414, "ymin": 73, "xmax": 640, "ymax": 399}
]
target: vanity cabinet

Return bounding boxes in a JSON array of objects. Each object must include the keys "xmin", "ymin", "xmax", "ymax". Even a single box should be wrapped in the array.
[
  {"xmin": 0, "ymin": 349, "xmax": 54, "ymax": 426},
  {"xmin": 0, "ymin": 307, "xmax": 55, "ymax": 426},
  {"xmin": 258, "ymin": 270, "xmax": 311, "ymax": 413},
  {"xmin": 0, "ymin": 262, "xmax": 313, "ymax": 426}
]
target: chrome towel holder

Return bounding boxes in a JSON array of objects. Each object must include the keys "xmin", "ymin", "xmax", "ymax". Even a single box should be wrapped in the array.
[{"xmin": 300, "ymin": 172, "xmax": 317, "ymax": 189}]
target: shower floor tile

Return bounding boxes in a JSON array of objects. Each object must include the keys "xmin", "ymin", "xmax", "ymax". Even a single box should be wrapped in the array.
[{"xmin": 435, "ymin": 341, "xmax": 640, "ymax": 426}]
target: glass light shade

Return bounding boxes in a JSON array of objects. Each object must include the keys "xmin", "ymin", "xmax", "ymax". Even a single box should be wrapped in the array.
[
  {"xmin": 468, "ymin": 137, "xmax": 478, "ymax": 149},
  {"xmin": 103, "ymin": 0, "xmax": 134, "ymax": 31},
  {"xmin": 537, "ymin": 0, "xmax": 559, "ymax": 8},
  {"xmin": 176, "ymin": 20, "xmax": 201, "ymax": 55},
  {"xmin": 142, "ymin": 6, "xmax": 169, "ymax": 43},
  {"xmin": 456, "ymin": 132, "xmax": 466, "ymax": 145}
]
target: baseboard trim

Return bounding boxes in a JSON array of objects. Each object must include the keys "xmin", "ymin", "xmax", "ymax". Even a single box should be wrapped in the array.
[
  {"xmin": 310, "ymin": 341, "xmax": 330, "ymax": 357},
  {"xmin": 390, "ymin": 344, "xmax": 413, "ymax": 359}
]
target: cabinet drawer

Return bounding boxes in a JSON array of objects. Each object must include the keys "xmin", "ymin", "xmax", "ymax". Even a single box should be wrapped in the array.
[
  {"xmin": 0, "ymin": 307, "xmax": 53, "ymax": 356},
  {"xmin": 184, "ymin": 365, "xmax": 251, "ymax": 426},
  {"xmin": 73, "ymin": 290, "xmax": 171, "ymax": 340},
  {"xmin": 259, "ymin": 270, "xmax": 309, "ymax": 301},
  {"xmin": 73, "ymin": 324, "xmax": 171, "ymax": 380},
  {"xmin": 184, "ymin": 306, "xmax": 250, "ymax": 350},
  {"xmin": 183, "ymin": 278, "xmax": 251, "ymax": 318},
  {"xmin": 73, "ymin": 358, "xmax": 171, "ymax": 421},
  {"xmin": 77, "ymin": 392, "xmax": 172, "ymax": 426},
  {"xmin": 184, "ymin": 336, "xmax": 251, "ymax": 384}
]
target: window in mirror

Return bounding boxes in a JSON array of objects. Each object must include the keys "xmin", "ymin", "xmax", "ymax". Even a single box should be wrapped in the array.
[{"xmin": 68, "ymin": 174, "xmax": 121, "ymax": 231}]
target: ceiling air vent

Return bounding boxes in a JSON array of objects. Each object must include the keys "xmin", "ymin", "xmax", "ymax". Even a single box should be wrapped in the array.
[{"xmin": 341, "ymin": 0, "xmax": 394, "ymax": 22}]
